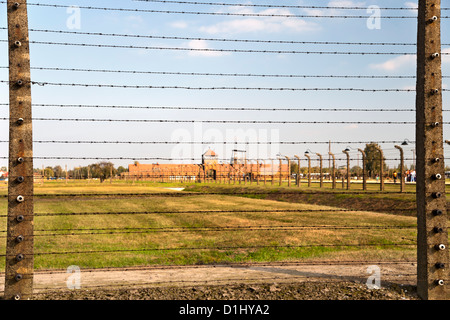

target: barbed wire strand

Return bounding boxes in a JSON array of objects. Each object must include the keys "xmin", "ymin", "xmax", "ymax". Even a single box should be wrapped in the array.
[
  {"xmin": 2, "ymin": 66, "xmax": 439, "ymax": 80},
  {"xmin": 0, "ymin": 40, "xmax": 426, "ymax": 55},
  {"xmin": 132, "ymin": 0, "xmax": 448, "ymax": 11},
  {"xmin": 1, "ymin": 103, "xmax": 435, "ymax": 112},
  {"xmin": 1, "ymin": 80, "xmax": 429, "ymax": 91},
  {"xmin": 0, "ymin": 27, "xmax": 426, "ymax": 46},
  {"xmin": 0, "ymin": 140, "xmax": 417, "ymax": 145},
  {"xmin": 0, "ymin": 206, "xmax": 420, "ymax": 218},
  {"xmin": 0, "ymin": 2, "xmax": 437, "ymax": 19},
  {"xmin": 0, "ymin": 156, "xmax": 426, "ymax": 161},
  {"xmin": 0, "ymin": 243, "xmax": 417, "ymax": 258},
  {"xmin": 0, "ymin": 225, "xmax": 417, "ymax": 238},
  {"xmin": 0, "ymin": 117, "xmax": 439, "ymax": 124}
]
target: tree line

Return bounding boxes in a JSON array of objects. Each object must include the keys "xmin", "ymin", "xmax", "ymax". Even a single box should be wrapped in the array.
[{"xmin": 34, "ymin": 162, "xmax": 128, "ymax": 182}]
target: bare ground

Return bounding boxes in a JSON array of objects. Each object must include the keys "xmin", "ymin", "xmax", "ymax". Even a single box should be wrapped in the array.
[{"xmin": 0, "ymin": 261, "xmax": 419, "ymax": 300}]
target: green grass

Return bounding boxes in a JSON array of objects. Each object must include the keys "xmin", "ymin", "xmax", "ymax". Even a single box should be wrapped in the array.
[{"xmin": 0, "ymin": 179, "xmax": 438, "ymax": 270}]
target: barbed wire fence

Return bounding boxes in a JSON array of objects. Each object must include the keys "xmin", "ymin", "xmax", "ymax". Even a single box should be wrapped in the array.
[{"xmin": 0, "ymin": 0, "xmax": 449, "ymax": 300}]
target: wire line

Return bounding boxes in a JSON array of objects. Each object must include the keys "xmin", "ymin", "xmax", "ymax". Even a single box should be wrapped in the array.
[
  {"xmin": 0, "ymin": 2, "xmax": 431, "ymax": 19},
  {"xmin": 133, "ymin": 0, "xmax": 448, "ymax": 11}
]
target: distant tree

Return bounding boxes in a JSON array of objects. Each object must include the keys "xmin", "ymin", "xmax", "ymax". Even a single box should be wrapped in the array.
[
  {"xmin": 350, "ymin": 165, "xmax": 362, "ymax": 177},
  {"xmin": 117, "ymin": 166, "xmax": 128, "ymax": 174},
  {"xmin": 364, "ymin": 143, "xmax": 387, "ymax": 178},
  {"xmin": 53, "ymin": 165, "xmax": 63, "ymax": 178},
  {"xmin": 44, "ymin": 166, "xmax": 54, "ymax": 178},
  {"xmin": 290, "ymin": 162, "xmax": 298, "ymax": 175},
  {"xmin": 89, "ymin": 162, "xmax": 116, "ymax": 182}
]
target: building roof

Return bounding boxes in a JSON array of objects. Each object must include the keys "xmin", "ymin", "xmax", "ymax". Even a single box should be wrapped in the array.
[{"xmin": 203, "ymin": 148, "xmax": 217, "ymax": 157}]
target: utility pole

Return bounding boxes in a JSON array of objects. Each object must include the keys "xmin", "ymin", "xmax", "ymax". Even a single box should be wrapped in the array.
[
  {"xmin": 5, "ymin": 0, "xmax": 34, "ymax": 300},
  {"xmin": 416, "ymin": 0, "xmax": 449, "ymax": 300}
]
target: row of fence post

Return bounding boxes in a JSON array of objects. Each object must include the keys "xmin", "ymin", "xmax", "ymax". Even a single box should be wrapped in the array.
[{"xmin": 181, "ymin": 144, "xmax": 408, "ymax": 192}]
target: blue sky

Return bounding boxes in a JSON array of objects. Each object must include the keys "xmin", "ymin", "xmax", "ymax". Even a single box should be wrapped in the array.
[{"xmin": 0, "ymin": 0, "xmax": 449, "ymax": 170}]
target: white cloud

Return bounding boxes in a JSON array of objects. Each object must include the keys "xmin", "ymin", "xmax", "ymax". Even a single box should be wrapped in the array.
[
  {"xmin": 198, "ymin": 8, "xmax": 318, "ymax": 35},
  {"xmin": 344, "ymin": 124, "xmax": 359, "ymax": 130},
  {"xmin": 124, "ymin": 15, "xmax": 145, "ymax": 29},
  {"xmin": 369, "ymin": 55, "xmax": 416, "ymax": 71},
  {"xmin": 443, "ymin": 48, "xmax": 450, "ymax": 64},
  {"xmin": 328, "ymin": 0, "xmax": 366, "ymax": 7},
  {"xmin": 169, "ymin": 21, "xmax": 189, "ymax": 29},
  {"xmin": 402, "ymin": 85, "xmax": 416, "ymax": 91},
  {"xmin": 186, "ymin": 40, "xmax": 231, "ymax": 57},
  {"xmin": 404, "ymin": 2, "xmax": 418, "ymax": 9},
  {"xmin": 303, "ymin": 1, "xmax": 366, "ymax": 16},
  {"xmin": 403, "ymin": 1, "xmax": 418, "ymax": 15},
  {"xmin": 370, "ymin": 48, "xmax": 450, "ymax": 72}
]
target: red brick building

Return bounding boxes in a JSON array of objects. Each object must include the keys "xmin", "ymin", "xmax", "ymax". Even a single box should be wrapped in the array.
[{"xmin": 127, "ymin": 149, "xmax": 289, "ymax": 182}]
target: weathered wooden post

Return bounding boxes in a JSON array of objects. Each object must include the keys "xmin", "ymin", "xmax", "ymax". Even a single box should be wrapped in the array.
[
  {"xmin": 416, "ymin": 0, "xmax": 449, "ymax": 300},
  {"xmin": 4, "ymin": 0, "xmax": 34, "ymax": 300}
]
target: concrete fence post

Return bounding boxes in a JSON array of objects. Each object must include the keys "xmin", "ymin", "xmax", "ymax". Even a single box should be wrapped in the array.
[
  {"xmin": 394, "ymin": 145, "xmax": 405, "ymax": 193},
  {"xmin": 285, "ymin": 156, "xmax": 291, "ymax": 187},
  {"xmin": 304, "ymin": 153, "xmax": 311, "ymax": 187},
  {"xmin": 328, "ymin": 152, "xmax": 336, "ymax": 189},
  {"xmin": 416, "ymin": 0, "xmax": 449, "ymax": 300},
  {"xmin": 375, "ymin": 146, "xmax": 384, "ymax": 191},
  {"xmin": 4, "ymin": 0, "xmax": 34, "ymax": 300},
  {"xmin": 342, "ymin": 150, "xmax": 350, "ymax": 190},
  {"xmin": 316, "ymin": 153, "xmax": 322, "ymax": 188},
  {"xmin": 294, "ymin": 155, "xmax": 301, "ymax": 187},
  {"xmin": 358, "ymin": 148, "xmax": 367, "ymax": 191}
]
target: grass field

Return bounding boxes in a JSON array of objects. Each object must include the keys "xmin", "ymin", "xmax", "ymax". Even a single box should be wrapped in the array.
[{"xmin": 0, "ymin": 179, "xmax": 444, "ymax": 271}]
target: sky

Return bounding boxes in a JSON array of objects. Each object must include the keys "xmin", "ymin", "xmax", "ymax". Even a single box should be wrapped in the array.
[{"xmin": 0, "ymin": 0, "xmax": 449, "ymax": 171}]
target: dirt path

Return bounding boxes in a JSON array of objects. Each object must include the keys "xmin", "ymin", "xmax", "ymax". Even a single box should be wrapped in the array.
[{"xmin": 0, "ymin": 261, "xmax": 419, "ymax": 300}]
